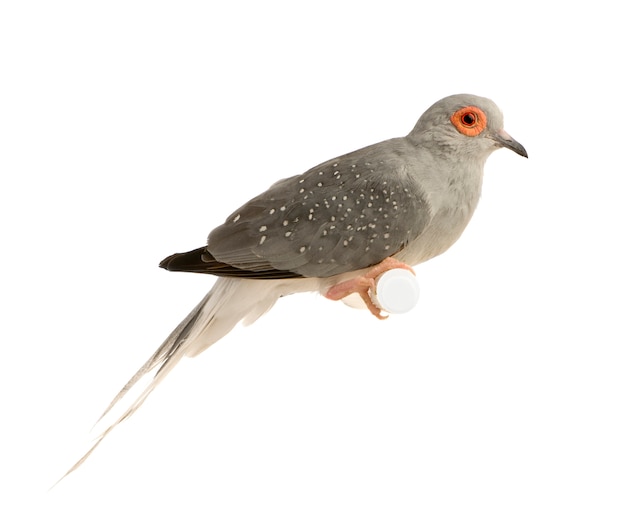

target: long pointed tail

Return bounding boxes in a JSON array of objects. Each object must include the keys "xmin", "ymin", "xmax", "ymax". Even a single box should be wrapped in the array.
[{"xmin": 60, "ymin": 276, "xmax": 285, "ymax": 481}]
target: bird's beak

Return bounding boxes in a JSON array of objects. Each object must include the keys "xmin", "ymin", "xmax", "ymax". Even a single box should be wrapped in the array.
[{"xmin": 492, "ymin": 129, "xmax": 528, "ymax": 158}]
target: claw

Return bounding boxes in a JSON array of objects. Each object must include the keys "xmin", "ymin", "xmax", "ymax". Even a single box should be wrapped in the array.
[{"xmin": 324, "ymin": 257, "xmax": 415, "ymax": 319}]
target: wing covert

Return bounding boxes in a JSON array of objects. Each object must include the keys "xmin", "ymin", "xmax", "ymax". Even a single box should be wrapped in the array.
[{"xmin": 206, "ymin": 138, "xmax": 433, "ymax": 278}]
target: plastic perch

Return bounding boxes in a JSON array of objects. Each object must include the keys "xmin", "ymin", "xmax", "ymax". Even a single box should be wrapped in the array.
[{"xmin": 370, "ymin": 268, "xmax": 420, "ymax": 314}]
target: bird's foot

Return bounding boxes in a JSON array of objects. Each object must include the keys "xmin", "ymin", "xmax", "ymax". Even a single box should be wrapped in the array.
[{"xmin": 324, "ymin": 257, "xmax": 415, "ymax": 319}]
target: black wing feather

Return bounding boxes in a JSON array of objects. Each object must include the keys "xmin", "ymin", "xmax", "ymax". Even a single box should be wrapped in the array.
[{"xmin": 159, "ymin": 248, "xmax": 302, "ymax": 279}]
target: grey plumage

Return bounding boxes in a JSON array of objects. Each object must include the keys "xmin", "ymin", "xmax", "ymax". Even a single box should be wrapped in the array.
[
  {"xmin": 63, "ymin": 94, "xmax": 526, "ymax": 479},
  {"xmin": 165, "ymin": 141, "xmax": 432, "ymax": 278}
]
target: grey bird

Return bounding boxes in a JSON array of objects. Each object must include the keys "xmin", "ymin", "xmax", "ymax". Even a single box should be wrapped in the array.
[{"xmin": 64, "ymin": 94, "xmax": 527, "ymax": 477}]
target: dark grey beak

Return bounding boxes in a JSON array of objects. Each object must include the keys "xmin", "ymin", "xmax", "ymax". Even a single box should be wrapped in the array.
[{"xmin": 493, "ymin": 129, "xmax": 528, "ymax": 158}]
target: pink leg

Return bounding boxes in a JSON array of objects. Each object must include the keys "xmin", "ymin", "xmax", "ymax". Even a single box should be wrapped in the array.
[{"xmin": 325, "ymin": 257, "xmax": 415, "ymax": 319}]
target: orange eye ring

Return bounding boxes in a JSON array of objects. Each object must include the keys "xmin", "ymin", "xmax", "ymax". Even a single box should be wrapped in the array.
[{"xmin": 450, "ymin": 106, "xmax": 487, "ymax": 137}]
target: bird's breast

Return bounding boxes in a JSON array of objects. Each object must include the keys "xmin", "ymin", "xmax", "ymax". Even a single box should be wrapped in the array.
[{"xmin": 399, "ymin": 163, "xmax": 484, "ymax": 265}]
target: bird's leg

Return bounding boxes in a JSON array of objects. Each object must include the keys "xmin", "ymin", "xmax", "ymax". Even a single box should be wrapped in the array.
[{"xmin": 324, "ymin": 257, "xmax": 415, "ymax": 320}]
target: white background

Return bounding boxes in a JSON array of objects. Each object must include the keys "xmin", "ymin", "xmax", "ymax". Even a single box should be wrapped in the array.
[{"xmin": 2, "ymin": 1, "xmax": 625, "ymax": 526}]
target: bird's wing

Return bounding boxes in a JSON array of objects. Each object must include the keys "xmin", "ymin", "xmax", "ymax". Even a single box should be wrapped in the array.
[{"xmin": 163, "ymin": 139, "xmax": 433, "ymax": 279}]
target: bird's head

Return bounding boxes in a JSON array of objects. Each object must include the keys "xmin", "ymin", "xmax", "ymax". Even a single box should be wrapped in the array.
[{"xmin": 409, "ymin": 94, "xmax": 528, "ymax": 160}]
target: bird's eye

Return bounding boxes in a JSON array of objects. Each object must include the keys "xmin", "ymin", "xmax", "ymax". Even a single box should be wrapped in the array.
[
  {"xmin": 461, "ymin": 112, "xmax": 476, "ymax": 126},
  {"xmin": 451, "ymin": 106, "xmax": 487, "ymax": 137}
]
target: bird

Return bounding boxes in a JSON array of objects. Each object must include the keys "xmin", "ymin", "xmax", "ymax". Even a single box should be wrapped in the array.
[{"xmin": 63, "ymin": 93, "xmax": 527, "ymax": 478}]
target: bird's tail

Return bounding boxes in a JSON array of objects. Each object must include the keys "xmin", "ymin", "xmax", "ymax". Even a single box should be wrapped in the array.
[{"xmin": 59, "ymin": 276, "xmax": 289, "ymax": 481}]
